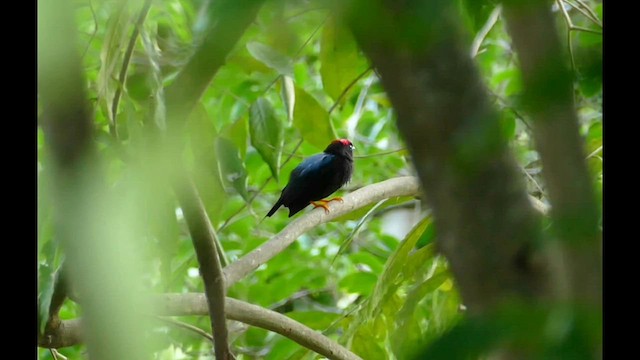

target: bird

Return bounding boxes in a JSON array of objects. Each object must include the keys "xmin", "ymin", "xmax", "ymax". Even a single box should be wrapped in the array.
[{"xmin": 266, "ymin": 139, "xmax": 355, "ymax": 218}]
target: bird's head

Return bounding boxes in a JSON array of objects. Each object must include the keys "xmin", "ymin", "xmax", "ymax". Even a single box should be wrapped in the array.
[{"xmin": 324, "ymin": 139, "xmax": 355, "ymax": 160}]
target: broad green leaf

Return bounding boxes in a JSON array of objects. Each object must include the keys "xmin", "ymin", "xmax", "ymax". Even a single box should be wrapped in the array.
[
  {"xmin": 293, "ymin": 86, "xmax": 337, "ymax": 150},
  {"xmin": 223, "ymin": 117, "xmax": 248, "ymax": 158},
  {"xmin": 286, "ymin": 311, "xmax": 342, "ymax": 330},
  {"xmin": 216, "ymin": 136, "xmax": 250, "ymax": 201},
  {"xmin": 246, "ymin": 41, "xmax": 294, "ymax": 77},
  {"xmin": 140, "ymin": 26, "xmax": 167, "ymax": 131},
  {"xmin": 265, "ymin": 338, "xmax": 300, "ymax": 360},
  {"xmin": 402, "ymin": 244, "xmax": 436, "ymax": 279},
  {"xmin": 97, "ymin": 2, "xmax": 132, "ymax": 126},
  {"xmin": 249, "ymin": 98, "xmax": 283, "ymax": 180},
  {"xmin": 349, "ymin": 252, "xmax": 385, "ymax": 275},
  {"xmin": 333, "ymin": 199, "xmax": 387, "ymax": 263},
  {"xmin": 281, "ymin": 75, "xmax": 295, "ymax": 124},
  {"xmin": 369, "ymin": 216, "xmax": 431, "ymax": 317},
  {"xmin": 320, "ymin": 16, "xmax": 363, "ymax": 103},
  {"xmin": 416, "ymin": 220, "xmax": 437, "ymax": 248},
  {"xmin": 38, "ymin": 263, "xmax": 58, "ymax": 334},
  {"xmin": 352, "ymin": 326, "xmax": 387, "ymax": 360},
  {"xmin": 339, "ymin": 272, "xmax": 378, "ymax": 296},
  {"xmin": 501, "ymin": 110, "xmax": 517, "ymax": 140}
]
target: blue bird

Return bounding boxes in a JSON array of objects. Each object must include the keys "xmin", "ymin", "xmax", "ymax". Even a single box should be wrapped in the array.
[{"xmin": 267, "ymin": 139, "xmax": 355, "ymax": 217}]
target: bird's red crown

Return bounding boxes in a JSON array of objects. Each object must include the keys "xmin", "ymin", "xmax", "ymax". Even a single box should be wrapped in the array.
[{"xmin": 335, "ymin": 139, "xmax": 353, "ymax": 147}]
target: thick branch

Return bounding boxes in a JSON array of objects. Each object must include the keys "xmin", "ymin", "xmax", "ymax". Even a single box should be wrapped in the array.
[
  {"xmin": 174, "ymin": 178, "xmax": 231, "ymax": 359},
  {"xmin": 502, "ymin": 1, "xmax": 601, "ymax": 305},
  {"xmin": 39, "ymin": 0, "xmax": 152, "ymax": 358},
  {"xmin": 223, "ymin": 176, "xmax": 421, "ymax": 287},
  {"xmin": 346, "ymin": 0, "xmax": 548, "ymax": 314},
  {"xmin": 40, "ymin": 295, "xmax": 362, "ymax": 360}
]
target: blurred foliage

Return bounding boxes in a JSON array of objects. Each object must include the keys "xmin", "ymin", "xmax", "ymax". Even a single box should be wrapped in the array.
[{"xmin": 38, "ymin": 0, "xmax": 602, "ymax": 358}]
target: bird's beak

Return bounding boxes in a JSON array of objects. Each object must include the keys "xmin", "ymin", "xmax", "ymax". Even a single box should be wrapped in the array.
[{"xmin": 350, "ymin": 145, "xmax": 355, "ymax": 150}]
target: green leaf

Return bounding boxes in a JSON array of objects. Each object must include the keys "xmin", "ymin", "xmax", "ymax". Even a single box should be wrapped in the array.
[
  {"xmin": 246, "ymin": 41, "xmax": 294, "ymax": 77},
  {"xmin": 38, "ymin": 263, "xmax": 57, "ymax": 334},
  {"xmin": 265, "ymin": 338, "xmax": 300, "ymax": 360},
  {"xmin": 286, "ymin": 311, "xmax": 342, "ymax": 330},
  {"xmin": 333, "ymin": 199, "xmax": 387, "ymax": 264},
  {"xmin": 216, "ymin": 136, "xmax": 250, "ymax": 201},
  {"xmin": 339, "ymin": 272, "xmax": 378, "ymax": 296},
  {"xmin": 223, "ymin": 117, "xmax": 248, "ymax": 158},
  {"xmin": 349, "ymin": 251, "xmax": 385, "ymax": 275},
  {"xmin": 352, "ymin": 325, "xmax": 387, "ymax": 360},
  {"xmin": 501, "ymin": 110, "xmax": 517, "ymax": 140},
  {"xmin": 249, "ymin": 98, "xmax": 283, "ymax": 180},
  {"xmin": 369, "ymin": 216, "xmax": 431, "ymax": 317},
  {"xmin": 140, "ymin": 25, "xmax": 167, "ymax": 131},
  {"xmin": 97, "ymin": 2, "xmax": 133, "ymax": 125},
  {"xmin": 281, "ymin": 75, "xmax": 295, "ymax": 124},
  {"xmin": 320, "ymin": 16, "xmax": 363, "ymax": 103},
  {"xmin": 293, "ymin": 86, "xmax": 337, "ymax": 150}
]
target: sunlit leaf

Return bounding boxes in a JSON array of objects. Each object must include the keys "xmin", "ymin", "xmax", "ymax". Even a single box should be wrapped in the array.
[
  {"xmin": 216, "ymin": 136, "xmax": 250, "ymax": 201},
  {"xmin": 38, "ymin": 262, "xmax": 61, "ymax": 334},
  {"xmin": 320, "ymin": 16, "xmax": 363, "ymax": 103},
  {"xmin": 369, "ymin": 216, "xmax": 430, "ymax": 317},
  {"xmin": 97, "ymin": 2, "xmax": 132, "ymax": 127},
  {"xmin": 281, "ymin": 75, "xmax": 295, "ymax": 124},
  {"xmin": 339, "ymin": 272, "xmax": 378, "ymax": 296},
  {"xmin": 293, "ymin": 86, "xmax": 337, "ymax": 150},
  {"xmin": 249, "ymin": 98, "xmax": 283, "ymax": 180},
  {"xmin": 286, "ymin": 311, "xmax": 342, "ymax": 330},
  {"xmin": 247, "ymin": 41, "xmax": 294, "ymax": 77}
]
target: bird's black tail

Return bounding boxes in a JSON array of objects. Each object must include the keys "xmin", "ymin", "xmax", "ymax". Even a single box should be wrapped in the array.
[{"xmin": 266, "ymin": 197, "xmax": 284, "ymax": 217}]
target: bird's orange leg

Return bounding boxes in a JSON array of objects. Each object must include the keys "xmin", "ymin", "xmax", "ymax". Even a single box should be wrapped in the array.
[{"xmin": 310, "ymin": 197, "xmax": 343, "ymax": 214}]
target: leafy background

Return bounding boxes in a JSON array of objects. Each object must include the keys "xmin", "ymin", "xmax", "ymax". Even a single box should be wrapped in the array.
[{"xmin": 37, "ymin": 0, "xmax": 602, "ymax": 358}]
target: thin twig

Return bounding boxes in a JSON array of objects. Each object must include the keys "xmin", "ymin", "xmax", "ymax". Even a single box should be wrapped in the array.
[
  {"xmin": 556, "ymin": 0, "xmax": 577, "ymax": 73},
  {"xmin": 586, "ymin": 145, "xmax": 602, "ymax": 160},
  {"xmin": 80, "ymin": 0, "xmax": 98, "ymax": 61},
  {"xmin": 471, "ymin": 5, "xmax": 502, "ymax": 58},
  {"xmin": 564, "ymin": 0, "xmax": 602, "ymax": 27},
  {"xmin": 570, "ymin": 25, "xmax": 602, "ymax": 35},
  {"xmin": 110, "ymin": 0, "xmax": 153, "ymax": 139},
  {"xmin": 521, "ymin": 165, "xmax": 546, "ymax": 196},
  {"xmin": 574, "ymin": 0, "xmax": 602, "ymax": 26},
  {"xmin": 328, "ymin": 66, "xmax": 373, "ymax": 115},
  {"xmin": 262, "ymin": 16, "xmax": 328, "ymax": 94},
  {"xmin": 354, "ymin": 148, "xmax": 406, "ymax": 159},
  {"xmin": 151, "ymin": 315, "xmax": 214, "ymax": 342}
]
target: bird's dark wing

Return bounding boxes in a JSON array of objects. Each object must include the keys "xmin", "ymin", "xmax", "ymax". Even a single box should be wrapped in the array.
[{"xmin": 289, "ymin": 153, "xmax": 335, "ymax": 182}]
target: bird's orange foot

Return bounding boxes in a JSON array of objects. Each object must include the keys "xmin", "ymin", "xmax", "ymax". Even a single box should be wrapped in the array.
[{"xmin": 310, "ymin": 198, "xmax": 343, "ymax": 214}]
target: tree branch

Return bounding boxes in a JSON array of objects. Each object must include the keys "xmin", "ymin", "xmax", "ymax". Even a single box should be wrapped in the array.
[
  {"xmin": 174, "ymin": 177, "xmax": 232, "ymax": 359},
  {"xmin": 346, "ymin": 0, "xmax": 548, "ymax": 315},
  {"xmin": 110, "ymin": 0, "xmax": 153, "ymax": 139},
  {"xmin": 223, "ymin": 176, "xmax": 421, "ymax": 287},
  {"xmin": 502, "ymin": 0, "xmax": 601, "ymax": 306},
  {"xmin": 39, "ymin": 295, "xmax": 363, "ymax": 360}
]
